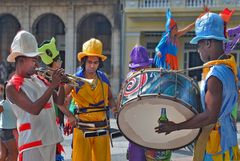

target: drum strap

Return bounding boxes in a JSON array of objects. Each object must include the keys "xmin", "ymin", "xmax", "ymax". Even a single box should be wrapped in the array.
[{"xmin": 193, "ymin": 123, "xmax": 215, "ymax": 161}]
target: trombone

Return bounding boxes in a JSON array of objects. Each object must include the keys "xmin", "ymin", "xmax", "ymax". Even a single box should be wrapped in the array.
[{"xmin": 35, "ymin": 67, "xmax": 94, "ymax": 87}]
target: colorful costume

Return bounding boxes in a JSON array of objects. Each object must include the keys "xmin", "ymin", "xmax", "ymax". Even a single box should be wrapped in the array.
[
  {"xmin": 219, "ymin": 8, "xmax": 240, "ymax": 123},
  {"xmin": 199, "ymin": 55, "xmax": 239, "ymax": 160},
  {"xmin": 154, "ymin": 8, "xmax": 178, "ymax": 70},
  {"xmin": 38, "ymin": 37, "xmax": 65, "ymax": 128},
  {"xmin": 9, "ymin": 74, "xmax": 63, "ymax": 161},
  {"xmin": 38, "ymin": 37, "xmax": 65, "ymax": 161},
  {"xmin": 71, "ymin": 68, "xmax": 111, "ymax": 161},
  {"xmin": 188, "ymin": 12, "xmax": 240, "ymax": 160}
]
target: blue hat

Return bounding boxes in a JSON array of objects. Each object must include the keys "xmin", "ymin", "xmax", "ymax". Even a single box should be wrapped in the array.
[{"xmin": 190, "ymin": 12, "xmax": 228, "ymax": 44}]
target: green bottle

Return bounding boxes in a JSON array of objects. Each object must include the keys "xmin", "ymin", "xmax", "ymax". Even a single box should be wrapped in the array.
[
  {"xmin": 157, "ymin": 108, "xmax": 172, "ymax": 161},
  {"xmin": 158, "ymin": 108, "xmax": 168, "ymax": 124}
]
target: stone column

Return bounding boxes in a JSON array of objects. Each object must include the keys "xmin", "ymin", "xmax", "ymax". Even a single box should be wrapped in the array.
[
  {"xmin": 65, "ymin": 3, "xmax": 76, "ymax": 74},
  {"xmin": 111, "ymin": 27, "xmax": 121, "ymax": 95},
  {"xmin": 22, "ymin": 4, "xmax": 30, "ymax": 31}
]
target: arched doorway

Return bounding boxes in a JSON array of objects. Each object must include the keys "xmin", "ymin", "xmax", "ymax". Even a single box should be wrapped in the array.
[
  {"xmin": 0, "ymin": 14, "xmax": 21, "ymax": 83},
  {"xmin": 77, "ymin": 13, "xmax": 112, "ymax": 77},
  {"xmin": 33, "ymin": 14, "xmax": 65, "ymax": 68}
]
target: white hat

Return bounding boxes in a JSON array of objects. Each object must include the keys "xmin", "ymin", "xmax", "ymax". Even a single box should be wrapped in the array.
[{"xmin": 7, "ymin": 30, "xmax": 44, "ymax": 62}]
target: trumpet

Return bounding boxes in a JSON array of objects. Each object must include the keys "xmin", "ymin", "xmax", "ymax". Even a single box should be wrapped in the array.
[{"xmin": 35, "ymin": 67, "xmax": 94, "ymax": 87}]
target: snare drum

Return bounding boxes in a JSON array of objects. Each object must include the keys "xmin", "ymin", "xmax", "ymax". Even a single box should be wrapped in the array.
[{"xmin": 117, "ymin": 69, "xmax": 202, "ymax": 150}]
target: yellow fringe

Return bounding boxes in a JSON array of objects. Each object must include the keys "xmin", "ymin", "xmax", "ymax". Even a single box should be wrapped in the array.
[
  {"xmin": 206, "ymin": 123, "xmax": 222, "ymax": 154},
  {"xmin": 212, "ymin": 154, "xmax": 223, "ymax": 161},
  {"xmin": 202, "ymin": 54, "xmax": 237, "ymax": 82},
  {"xmin": 210, "ymin": 145, "xmax": 240, "ymax": 161},
  {"xmin": 232, "ymin": 145, "xmax": 240, "ymax": 160},
  {"xmin": 224, "ymin": 150, "xmax": 230, "ymax": 161}
]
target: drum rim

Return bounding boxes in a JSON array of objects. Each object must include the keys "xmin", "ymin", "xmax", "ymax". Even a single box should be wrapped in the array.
[
  {"xmin": 123, "ymin": 68, "xmax": 201, "ymax": 93},
  {"xmin": 117, "ymin": 94, "xmax": 202, "ymax": 150},
  {"xmin": 121, "ymin": 68, "xmax": 202, "ymax": 113}
]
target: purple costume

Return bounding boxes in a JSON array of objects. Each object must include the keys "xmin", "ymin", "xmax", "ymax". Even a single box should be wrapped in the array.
[
  {"xmin": 127, "ymin": 46, "xmax": 152, "ymax": 161},
  {"xmin": 128, "ymin": 143, "xmax": 146, "ymax": 161}
]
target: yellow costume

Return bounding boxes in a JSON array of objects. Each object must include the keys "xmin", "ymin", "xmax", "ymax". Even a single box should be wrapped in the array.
[
  {"xmin": 71, "ymin": 69, "xmax": 111, "ymax": 161},
  {"xmin": 72, "ymin": 38, "xmax": 111, "ymax": 161}
]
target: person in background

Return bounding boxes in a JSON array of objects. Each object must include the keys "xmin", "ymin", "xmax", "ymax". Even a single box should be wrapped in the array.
[
  {"xmin": 154, "ymin": 6, "xmax": 210, "ymax": 70},
  {"xmin": 6, "ymin": 30, "xmax": 65, "ymax": 161},
  {"xmin": 38, "ymin": 37, "xmax": 76, "ymax": 127},
  {"xmin": 118, "ymin": 45, "xmax": 171, "ymax": 161},
  {"xmin": 38, "ymin": 37, "xmax": 65, "ymax": 128},
  {"xmin": 154, "ymin": 8, "xmax": 195, "ymax": 70},
  {"xmin": 120, "ymin": 45, "xmax": 152, "ymax": 161},
  {"xmin": 38, "ymin": 37, "xmax": 76, "ymax": 161},
  {"xmin": 0, "ymin": 81, "xmax": 18, "ymax": 161},
  {"xmin": 65, "ymin": 38, "xmax": 117, "ymax": 161},
  {"xmin": 155, "ymin": 12, "xmax": 239, "ymax": 161}
]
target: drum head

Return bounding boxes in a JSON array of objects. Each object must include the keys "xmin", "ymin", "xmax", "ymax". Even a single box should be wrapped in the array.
[{"xmin": 117, "ymin": 95, "xmax": 200, "ymax": 150}]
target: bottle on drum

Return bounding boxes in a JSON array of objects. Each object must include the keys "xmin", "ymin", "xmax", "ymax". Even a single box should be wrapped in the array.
[
  {"xmin": 145, "ymin": 108, "xmax": 172, "ymax": 161},
  {"xmin": 155, "ymin": 108, "xmax": 171, "ymax": 160},
  {"xmin": 158, "ymin": 108, "xmax": 168, "ymax": 125}
]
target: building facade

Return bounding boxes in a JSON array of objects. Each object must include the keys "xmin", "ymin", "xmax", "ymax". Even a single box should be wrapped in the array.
[
  {"xmin": 0, "ymin": 0, "xmax": 239, "ymax": 95},
  {"xmin": 122, "ymin": 0, "xmax": 240, "ymax": 81},
  {"xmin": 0, "ymin": 0, "xmax": 121, "ymax": 95}
]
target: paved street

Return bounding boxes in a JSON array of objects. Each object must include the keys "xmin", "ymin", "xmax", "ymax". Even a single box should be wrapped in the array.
[
  {"xmin": 61, "ymin": 119, "xmax": 240, "ymax": 161},
  {"xmin": 62, "ymin": 134, "xmax": 194, "ymax": 161},
  {"xmin": 61, "ymin": 118, "xmax": 194, "ymax": 161}
]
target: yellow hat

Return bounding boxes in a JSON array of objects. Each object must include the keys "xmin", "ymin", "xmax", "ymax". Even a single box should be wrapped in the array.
[{"xmin": 78, "ymin": 38, "xmax": 107, "ymax": 61}]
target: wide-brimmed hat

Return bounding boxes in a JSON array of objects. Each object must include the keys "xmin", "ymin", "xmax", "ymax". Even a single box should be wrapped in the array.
[
  {"xmin": 190, "ymin": 12, "xmax": 228, "ymax": 44},
  {"xmin": 129, "ymin": 45, "xmax": 153, "ymax": 69},
  {"xmin": 7, "ymin": 30, "xmax": 44, "ymax": 62},
  {"xmin": 78, "ymin": 38, "xmax": 107, "ymax": 61}
]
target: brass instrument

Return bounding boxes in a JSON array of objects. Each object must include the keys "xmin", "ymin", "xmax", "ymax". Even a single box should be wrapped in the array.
[{"xmin": 35, "ymin": 67, "xmax": 94, "ymax": 87}]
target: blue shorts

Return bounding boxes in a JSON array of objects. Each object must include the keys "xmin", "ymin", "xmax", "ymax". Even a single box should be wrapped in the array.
[{"xmin": 0, "ymin": 129, "xmax": 15, "ymax": 142}]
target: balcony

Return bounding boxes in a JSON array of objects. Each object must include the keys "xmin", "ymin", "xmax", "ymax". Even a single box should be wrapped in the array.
[
  {"xmin": 138, "ymin": 0, "xmax": 170, "ymax": 8},
  {"xmin": 185, "ymin": 0, "xmax": 216, "ymax": 7},
  {"xmin": 125, "ymin": 0, "xmax": 240, "ymax": 8}
]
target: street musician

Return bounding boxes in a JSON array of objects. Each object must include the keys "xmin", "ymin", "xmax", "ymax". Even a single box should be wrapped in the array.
[{"xmin": 64, "ymin": 38, "xmax": 117, "ymax": 161}]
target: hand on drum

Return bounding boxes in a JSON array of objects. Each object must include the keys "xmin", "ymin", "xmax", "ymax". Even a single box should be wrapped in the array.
[{"xmin": 155, "ymin": 121, "xmax": 178, "ymax": 135}]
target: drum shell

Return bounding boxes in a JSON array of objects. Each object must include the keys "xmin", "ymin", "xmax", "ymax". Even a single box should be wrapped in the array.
[{"xmin": 117, "ymin": 69, "xmax": 202, "ymax": 150}]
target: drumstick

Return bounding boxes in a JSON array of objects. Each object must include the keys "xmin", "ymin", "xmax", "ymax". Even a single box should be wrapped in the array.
[{"xmin": 175, "ymin": 65, "xmax": 213, "ymax": 73}]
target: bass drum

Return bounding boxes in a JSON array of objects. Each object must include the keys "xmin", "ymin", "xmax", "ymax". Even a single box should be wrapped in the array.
[{"xmin": 117, "ymin": 69, "xmax": 202, "ymax": 150}]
